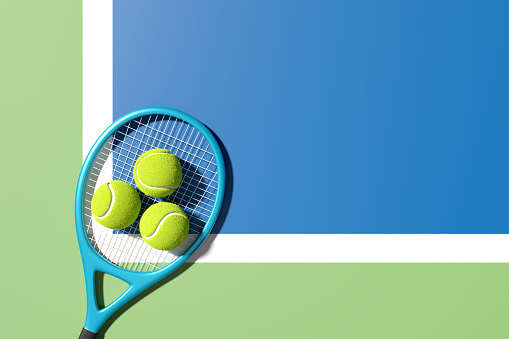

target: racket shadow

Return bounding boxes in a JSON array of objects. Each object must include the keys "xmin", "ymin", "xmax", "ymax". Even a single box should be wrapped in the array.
[{"xmin": 95, "ymin": 129, "xmax": 233, "ymax": 338}]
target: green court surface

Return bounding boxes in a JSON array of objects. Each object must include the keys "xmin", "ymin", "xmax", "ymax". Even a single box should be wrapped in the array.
[
  {"xmin": 0, "ymin": 1, "xmax": 508, "ymax": 338},
  {"xmin": 100, "ymin": 263, "xmax": 509, "ymax": 339}
]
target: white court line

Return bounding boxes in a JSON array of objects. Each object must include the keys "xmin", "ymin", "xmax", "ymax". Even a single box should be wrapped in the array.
[
  {"xmin": 83, "ymin": 1, "xmax": 508, "ymax": 263},
  {"xmin": 189, "ymin": 234, "xmax": 509, "ymax": 263},
  {"xmin": 83, "ymin": 0, "xmax": 113, "ymax": 160}
]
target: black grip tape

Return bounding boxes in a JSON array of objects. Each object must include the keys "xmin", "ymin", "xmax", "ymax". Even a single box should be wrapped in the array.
[{"xmin": 79, "ymin": 328, "xmax": 97, "ymax": 339}]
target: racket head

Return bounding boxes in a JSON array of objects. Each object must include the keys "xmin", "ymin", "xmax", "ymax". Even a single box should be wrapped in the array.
[
  {"xmin": 76, "ymin": 107, "xmax": 225, "ymax": 274},
  {"xmin": 75, "ymin": 107, "xmax": 225, "ymax": 333}
]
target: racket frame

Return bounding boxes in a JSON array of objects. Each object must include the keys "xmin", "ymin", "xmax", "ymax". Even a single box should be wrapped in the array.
[{"xmin": 75, "ymin": 107, "xmax": 225, "ymax": 333}]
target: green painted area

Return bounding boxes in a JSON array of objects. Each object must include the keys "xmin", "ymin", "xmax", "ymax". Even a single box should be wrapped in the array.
[
  {"xmin": 0, "ymin": 0, "xmax": 83, "ymax": 336},
  {"xmin": 1, "ymin": 1, "xmax": 508, "ymax": 339},
  {"xmin": 103, "ymin": 263, "xmax": 509, "ymax": 339}
]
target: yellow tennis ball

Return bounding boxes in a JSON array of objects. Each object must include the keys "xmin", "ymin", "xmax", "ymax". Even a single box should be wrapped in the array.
[
  {"xmin": 133, "ymin": 149, "xmax": 182, "ymax": 198},
  {"xmin": 140, "ymin": 202, "xmax": 189, "ymax": 251},
  {"xmin": 91, "ymin": 180, "xmax": 141, "ymax": 229}
]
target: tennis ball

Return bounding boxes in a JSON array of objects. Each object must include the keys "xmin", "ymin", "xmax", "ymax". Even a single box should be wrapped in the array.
[
  {"xmin": 133, "ymin": 149, "xmax": 182, "ymax": 198},
  {"xmin": 140, "ymin": 202, "xmax": 189, "ymax": 251},
  {"xmin": 91, "ymin": 180, "xmax": 141, "ymax": 229}
]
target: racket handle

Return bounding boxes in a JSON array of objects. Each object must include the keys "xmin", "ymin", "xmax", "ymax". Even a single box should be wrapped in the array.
[{"xmin": 79, "ymin": 328, "xmax": 97, "ymax": 339}]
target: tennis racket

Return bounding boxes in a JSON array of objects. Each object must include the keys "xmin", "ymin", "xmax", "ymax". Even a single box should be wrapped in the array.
[{"xmin": 75, "ymin": 107, "xmax": 225, "ymax": 338}]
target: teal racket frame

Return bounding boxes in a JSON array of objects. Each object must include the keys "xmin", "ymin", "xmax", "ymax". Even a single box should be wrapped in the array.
[{"xmin": 75, "ymin": 107, "xmax": 225, "ymax": 335}]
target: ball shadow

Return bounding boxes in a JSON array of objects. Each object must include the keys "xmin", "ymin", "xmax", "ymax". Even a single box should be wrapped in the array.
[{"xmin": 116, "ymin": 158, "xmax": 211, "ymax": 237}]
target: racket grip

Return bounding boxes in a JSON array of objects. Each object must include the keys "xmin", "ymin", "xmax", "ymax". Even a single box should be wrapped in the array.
[{"xmin": 79, "ymin": 328, "xmax": 97, "ymax": 339}]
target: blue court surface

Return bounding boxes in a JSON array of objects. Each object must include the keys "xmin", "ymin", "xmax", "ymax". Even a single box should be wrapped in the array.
[{"xmin": 113, "ymin": 0, "xmax": 508, "ymax": 234}]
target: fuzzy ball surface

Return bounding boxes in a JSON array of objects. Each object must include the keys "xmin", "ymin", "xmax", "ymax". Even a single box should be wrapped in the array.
[
  {"xmin": 140, "ymin": 202, "xmax": 189, "ymax": 251},
  {"xmin": 133, "ymin": 148, "xmax": 182, "ymax": 198},
  {"xmin": 91, "ymin": 180, "xmax": 141, "ymax": 229}
]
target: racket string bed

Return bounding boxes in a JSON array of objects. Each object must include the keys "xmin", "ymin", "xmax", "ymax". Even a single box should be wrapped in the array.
[{"xmin": 82, "ymin": 115, "xmax": 218, "ymax": 272}]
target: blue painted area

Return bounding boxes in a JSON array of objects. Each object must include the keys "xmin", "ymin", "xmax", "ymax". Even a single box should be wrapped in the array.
[{"xmin": 114, "ymin": 0, "xmax": 509, "ymax": 233}]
